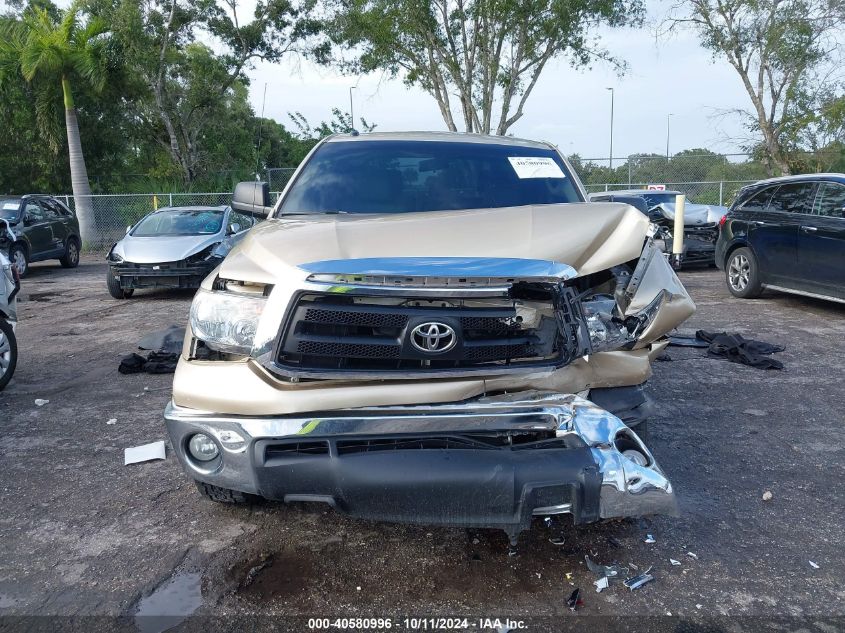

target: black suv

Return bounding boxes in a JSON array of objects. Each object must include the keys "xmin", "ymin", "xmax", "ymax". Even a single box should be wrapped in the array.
[
  {"xmin": 0, "ymin": 195, "xmax": 81, "ymax": 277},
  {"xmin": 715, "ymin": 174, "xmax": 845, "ymax": 302}
]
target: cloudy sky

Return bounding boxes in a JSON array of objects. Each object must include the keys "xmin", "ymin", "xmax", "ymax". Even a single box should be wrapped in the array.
[{"xmin": 246, "ymin": 2, "xmax": 753, "ymax": 160}]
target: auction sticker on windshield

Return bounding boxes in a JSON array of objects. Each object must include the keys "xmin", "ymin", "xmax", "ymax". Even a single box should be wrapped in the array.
[{"xmin": 508, "ymin": 156, "xmax": 565, "ymax": 179}]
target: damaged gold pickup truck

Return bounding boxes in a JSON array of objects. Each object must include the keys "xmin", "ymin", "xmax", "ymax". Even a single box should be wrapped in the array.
[{"xmin": 164, "ymin": 132, "xmax": 695, "ymax": 545}]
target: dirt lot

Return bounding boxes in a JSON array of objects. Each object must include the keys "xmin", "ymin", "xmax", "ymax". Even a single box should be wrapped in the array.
[{"xmin": 1, "ymin": 256, "xmax": 844, "ymax": 630}]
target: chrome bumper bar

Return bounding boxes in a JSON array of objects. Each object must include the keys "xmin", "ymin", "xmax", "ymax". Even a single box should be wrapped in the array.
[{"xmin": 164, "ymin": 391, "xmax": 676, "ymax": 523}]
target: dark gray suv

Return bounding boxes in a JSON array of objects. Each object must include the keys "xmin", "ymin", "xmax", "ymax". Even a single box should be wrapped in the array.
[{"xmin": 0, "ymin": 195, "xmax": 81, "ymax": 277}]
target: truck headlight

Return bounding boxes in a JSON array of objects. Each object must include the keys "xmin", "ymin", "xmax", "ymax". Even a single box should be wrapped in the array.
[
  {"xmin": 581, "ymin": 295, "xmax": 632, "ymax": 353},
  {"xmin": 189, "ymin": 288, "xmax": 266, "ymax": 355}
]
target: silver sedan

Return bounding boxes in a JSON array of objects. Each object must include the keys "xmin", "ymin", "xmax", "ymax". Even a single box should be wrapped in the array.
[{"xmin": 106, "ymin": 206, "xmax": 255, "ymax": 299}]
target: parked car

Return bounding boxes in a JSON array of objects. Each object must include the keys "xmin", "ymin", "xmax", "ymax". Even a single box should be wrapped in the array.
[
  {"xmin": 0, "ymin": 246, "xmax": 20, "ymax": 391},
  {"xmin": 0, "ymin": 195, "xmax": 81, "ymax": 277},
  {"xmin": 716, "ymin": 173, "xmax": 845, "ymax": 302},
  {"xmin": 589, "ymin": 189, "xmax": 727, "ymax": 266},
  {"xmin": 164, "ymin": 132, "xmax": 695, "ymax": 545},
  {"xmin": 106, "ymin": 204, "xmax": 257, "ymax": 299}
]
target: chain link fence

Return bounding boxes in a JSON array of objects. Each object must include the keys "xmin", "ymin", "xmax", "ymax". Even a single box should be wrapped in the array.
[{"xmin": 61, "ymin": 169, "xmax": 297, "ymax": 251}]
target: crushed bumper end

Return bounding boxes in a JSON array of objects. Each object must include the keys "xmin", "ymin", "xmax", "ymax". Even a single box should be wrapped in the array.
[{"xmin": 164, "ymin": 391, "xmax": 677, "ymax": 536}]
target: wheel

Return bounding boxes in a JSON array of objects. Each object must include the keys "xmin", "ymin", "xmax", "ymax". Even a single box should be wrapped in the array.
[
  {"xmin": 60, "ymin": 237, "xmax": 80, "ymax": 268},
  {"xmin": 106, "ymin": 268, "xmax": 134, "ymax": 299},
  {"xmin": 8, "ymin": 244, "xmax": 27, "ymax": 278},
  {"xmin": 194, "ymin": 481, "xmax": 261, "ymax": 504},
  {"xmin": 726, "ymin": 247, "xmax": 763, "ymax": 298},
  {"xmin": 0, "ymin": 319, "xmax": 17, "ymax": 391}
]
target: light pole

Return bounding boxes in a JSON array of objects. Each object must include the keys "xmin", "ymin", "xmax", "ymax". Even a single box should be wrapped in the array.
[
  {"xmin": 666, "ymin": 113, "xmax": 673, "ymax": 161},
  {"xmin": 606, "ymin": 87, "xmax": 614, "ymax": 170},
  {"xmin": 349, "ymin": 86, "xmax": 357, "ymax": 132}
]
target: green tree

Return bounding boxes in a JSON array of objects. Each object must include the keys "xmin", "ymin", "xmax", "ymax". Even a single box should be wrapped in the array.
[
  {"xmin": 328, "ymin": 0, "xmax": 644, "ymax": 135},
  {"xmin": 99, "ymin": 0, "xmax": 326, "ymax": 184},
  {"xmin": 0, "ymin": 1, "xmax": 108, "ymax": 241},
  {"xmin": 664, "ymin": 0, "xmax": 845, "ymax": 176}
]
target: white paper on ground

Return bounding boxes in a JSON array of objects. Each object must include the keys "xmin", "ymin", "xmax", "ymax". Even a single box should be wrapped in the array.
[
  {"xmin": 125, "ymin": 441, "xmax": 166, "ymax": 465},
  {"xmin": 507, "ymin": 156, "xmax": 565, "ymax": 179}
]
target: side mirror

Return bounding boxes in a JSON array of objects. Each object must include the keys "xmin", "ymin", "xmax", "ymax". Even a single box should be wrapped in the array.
[
  {"xmin": 227, "ymin": 222, "xmax": 241, "ymax": 235},
  {"xmin": 231, "ymin": 181, "xmax": 272, "ymax": 217}
]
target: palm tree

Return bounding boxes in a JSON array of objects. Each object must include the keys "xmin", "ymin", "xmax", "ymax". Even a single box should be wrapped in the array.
[{"xmin": 0, "ymin": 3, "xmax": 107, "ymax": 244}]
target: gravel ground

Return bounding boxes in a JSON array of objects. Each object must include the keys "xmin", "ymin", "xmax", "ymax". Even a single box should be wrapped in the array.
[{"xmin": 0, "ymin": 256, "xmax": 843, "ymax": 630}]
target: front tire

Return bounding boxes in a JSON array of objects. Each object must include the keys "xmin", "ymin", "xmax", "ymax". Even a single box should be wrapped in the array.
[
  {"xmin": 106, "ymin": 268, "xmax": 134, "ymax": 299},
  {"xmin": 726, "ymin": 247, "xmax": 763, "ymax": 298},
  {"xmin": 0, "ymin": 319, "xmax": 18, "ymax": 391},
  {"xmin": 194, "ymin": 481, "xmax": 261, "ymax": 504},
  {"xmin": 9, "ymin": 244, "xmax": 27, "ymax": 278},
  {"xmin": 60, "ymin": 237, "xmax": 80, "ymax": 268}
]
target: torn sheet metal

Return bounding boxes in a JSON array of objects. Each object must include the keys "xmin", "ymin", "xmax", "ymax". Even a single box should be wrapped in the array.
[
  {"xmin": 125, "ymin": 441, "xmax": 166, "ymax": 465},
  {"xmin": 624, "ymin": 568, "xmax": 655, "ymax": 591}
]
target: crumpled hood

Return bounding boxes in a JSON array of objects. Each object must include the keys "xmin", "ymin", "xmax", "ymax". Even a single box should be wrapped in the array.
[
  {"xmin": 653, "ymin": 202, "xmax": 727, "ymax": 226},
  {"xmin": 115, "ymin": 233, "xmax": 223, "ymax": 264},
  {"xmin": 218, "ymin": 202, "xmax": 650, "ymax": 284}
]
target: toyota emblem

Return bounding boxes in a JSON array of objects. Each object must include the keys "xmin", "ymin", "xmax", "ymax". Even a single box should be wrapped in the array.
[{"xmin": 410, "ymin": 322, "xmax": 457, "ymax": 353}]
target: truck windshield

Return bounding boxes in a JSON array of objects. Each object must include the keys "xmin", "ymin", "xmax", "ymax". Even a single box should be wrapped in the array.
[
  {"xmin": 132, "ymin": 209, "xmax": 224, "ymax": 236},
  {"xmin": 279, "ymin": 140, "xmax": 582, "ymax": 215}
]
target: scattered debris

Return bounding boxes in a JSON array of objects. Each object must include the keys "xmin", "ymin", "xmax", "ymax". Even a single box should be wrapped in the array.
[
  {"xmin": 696, "ymin": 330, "xmax": 784, "ymax": 370},
  {"xmin": 549, "ymin": 537, "xmax": 566, "ymax": 546},
  {"xmin": 809, "ymin": 561, "xmax": 820, "ymax": 569},
  {"xmin": 240, "ymin": 556, "xmax": 273, "ymax": 589},
  {"xmin": 667, "ymin": 334, "xmax": 709, "ymax": 348},
  {"xmin": 624, "ymin": 568, "xmax": 655, "ymax": 591},
  {"xmin": 565, "ymin": 572, "xmax": 573, "ymax": 581},
  {"xmin": 106, "ymin": 418, "xmax": 117, "ymax": 425},
  {"xmin": 472, "ymin": 538, "xmax": 480, "ymax": 545},
  {"xmin": 594, "ymin": 576, "xmax": 609, "ymax": 593},
  {"xmin": 543, "ymin": 517, "xmax": 553, "ymax": 528},
  {"xmin": 629, "ymin": 562, "xmax": 639, "ymax": 571},
  {"xmin": 356, "ymin": 586, "xmax": 361, "ymax": 591},
  {"xmin": 607, "ymin": 536, "xmax": 623, "ymax": 548},
  {"xmin": 119, "ymin": 351, "xmax": 179, "ymax": 375},
  {"xmin": 585, "ymin": 555, "xmax": 625, "ymax": 579},
  {"xmin": 696, "ymin": 604, "xmax": 703, "ymax": 610},
  {"xmin": 124, "ymin": 441, "xmax": 166, "ymax": 465},
  {"xmin": 669, "ymin": 559, "xmax": 681, "ymax": 566},
  {"xmin": 644, "ymin": 534, "xmax": 656, "ymax": 544},
  {"xmin": 34, "ymin": 399, "xmax": 49, "ymax": 407},
  {"xmin": 762, "ymin": 490, "xmax": 773, "ymax": 501},
  {"xmin": 138, "ymin": 325, "xmax": 185, "ymax": 355},
  {"xmin": 566, "ymin": 588, "xmax": 582, "ymax": 612},
  {"xmin": 687, "ymin": 552, "xmax": 698, "ymax": 560}
]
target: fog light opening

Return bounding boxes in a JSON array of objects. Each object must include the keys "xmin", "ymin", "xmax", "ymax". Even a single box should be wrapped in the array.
[
  {"xmin": 614, "ymin": 430, "xmax": 652, "ymax": 468},
  {"xmin": 188, "ymin": 433, "xmax": 220, "ymax": 462}
]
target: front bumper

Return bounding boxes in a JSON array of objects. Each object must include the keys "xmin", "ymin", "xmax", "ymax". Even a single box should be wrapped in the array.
[
  {"xmin": 109, "ymin": 259, "xmax": 220, "ymax": 290},
  {"xmin": 164, "ymin": 391, "xmax": 676, "ymax": 536}
]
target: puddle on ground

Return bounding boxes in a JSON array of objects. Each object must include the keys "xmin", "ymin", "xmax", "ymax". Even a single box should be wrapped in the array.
[
  {"xmin": 134, "ymin": 571, "xmax": 202, "ymax": 633},
  {"xmin": 24, "ymin": 291, "xmax": 58, "ymax": 302}
]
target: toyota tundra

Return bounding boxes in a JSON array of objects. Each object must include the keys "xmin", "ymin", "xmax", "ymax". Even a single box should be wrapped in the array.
[{"xmin": 164, "ymin": 132, "xmax": 695, "ymax": 544}]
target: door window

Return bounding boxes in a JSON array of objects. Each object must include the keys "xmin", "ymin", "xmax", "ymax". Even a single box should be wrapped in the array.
[
  {"xmin": 24, "ymin": 201, "xmax": 46, "ymax": 222},
  {"xmin": 767, "ymin": 182, "xmax": 816, "ymax": 215},
  {"xmin": 812, "ymin": 182, "xmax": 845, "ymax": 218},
  {"xmin": 738, "ymin": 186, "xmax": 775, "ymax": 211},
  {"xmin": 229, "ymin": 211, "xmax": 255, "ymax": 232},
  {"xmin": 38, "ymin": 200, "xmax": 61, "ymax": 219}
]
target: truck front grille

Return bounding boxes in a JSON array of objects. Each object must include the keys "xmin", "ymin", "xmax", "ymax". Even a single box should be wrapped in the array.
[{"xmin": 273, "ymin": 290, "xmax": 579, "ymax": 376}]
